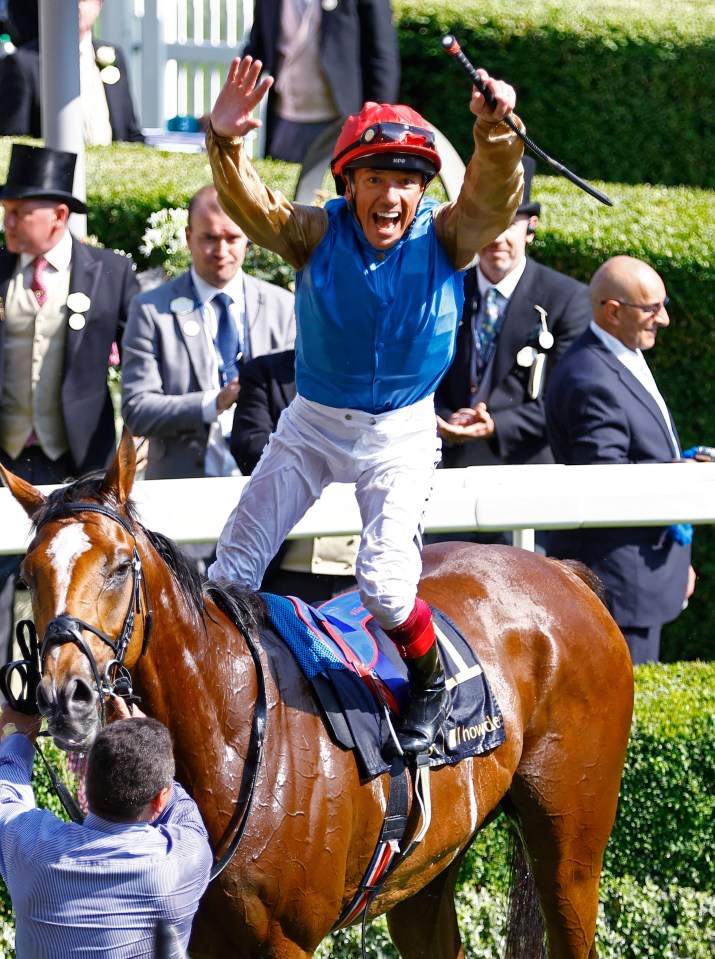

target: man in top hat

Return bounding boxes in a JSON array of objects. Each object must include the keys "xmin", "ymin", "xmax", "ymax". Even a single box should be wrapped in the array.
[
  {"xmin": 434, "ymin": 157, "xmax": 591, "ymax": 537},
  {"xmin": 0, "ymin": 0, "xmax": 143, "ymax": 143},
  {"xmin": 0, "ymin": 143, "xmax": 140, "ymax": 663}
]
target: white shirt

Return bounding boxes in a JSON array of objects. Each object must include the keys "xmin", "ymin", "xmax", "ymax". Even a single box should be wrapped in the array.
[
  {"xmin": 590, "ymin": 320, "xmax": 680, "ymax": 457},
  {"xmin": 19, "ymin": 230, "xmax": 73, "ymax": 295}
]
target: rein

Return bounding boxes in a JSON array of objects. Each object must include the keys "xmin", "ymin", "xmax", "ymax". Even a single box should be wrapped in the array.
[{"xmin": 5, "ymin": 498, "xmax": 266, "ymax": 881}]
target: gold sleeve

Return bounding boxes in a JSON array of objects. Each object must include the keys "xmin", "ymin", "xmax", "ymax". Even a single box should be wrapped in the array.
[{"xmin": 206, "ymin": 125, "xmax": 329, "ymax": 272}]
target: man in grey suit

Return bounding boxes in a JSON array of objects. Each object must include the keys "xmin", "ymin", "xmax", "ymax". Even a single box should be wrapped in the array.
[
  {"xmin": 121, "ymin": 185, "xmax": 295, "ymax": 482},
  {"xmin": 546, "ymin": 255, "xmax": 695, "ymax": 664}
]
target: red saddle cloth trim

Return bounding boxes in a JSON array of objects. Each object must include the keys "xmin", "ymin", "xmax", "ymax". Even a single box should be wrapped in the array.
[{"xmin": 287, "ymin": 596, "xmax": 402, "ymax": 715}]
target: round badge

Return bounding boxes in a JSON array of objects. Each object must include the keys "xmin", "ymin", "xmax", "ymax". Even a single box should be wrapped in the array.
[
  {"xmin": 322, "ymin": 0, "xmax": 338, "ymax": 10},
  {"xmin": 68, "ymin": 313, "xmax": 86, "ymax": 331},
  {"xmin": 66, "ymin": 292, "xmax": 91, "ymax": 313},
  {"xmin": 539, "ymin": 330, "xmax": 555, "ymax": 350},
  {"xmin": 516, "ymin": 346, "xmax": 536, "ymax": 368},
  {"xmin": 182, "ymin": 319, "xmax": 201, "ymax": 337},
  {"xmin": 100, "ymin": 65, "xmax": 121, "ymax": 86},
  {"xmin": 170, "ymin": 296, "xmax": 195, "ymax": 315}
]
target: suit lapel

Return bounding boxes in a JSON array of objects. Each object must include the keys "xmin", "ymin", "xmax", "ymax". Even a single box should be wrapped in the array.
[
  {"xmin": 172, "ymin": 274, "xmax": 214, "ymax": 391},
  {"xmin": 590, "ymin": 332, "xmax": 679, "ymax": 453},
  {"xmin": 492, "ymin": 259, "xmax": 542, "ymax": 386},
  {"xmin": 65, "ymin": 239, "xmax": 104, "ymax": 370},
  {"xmin": 0, "ymin": 248, "xmax": 17, "ymax": 306},
  {"xmin": 243, "ymin": 274, "xmax": 268, "ymax": 357}
]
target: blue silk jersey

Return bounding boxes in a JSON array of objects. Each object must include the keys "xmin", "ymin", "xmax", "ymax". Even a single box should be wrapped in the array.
[{"xmin": 294, "ymin": 197, "xmax": 465, "ymax": 414}]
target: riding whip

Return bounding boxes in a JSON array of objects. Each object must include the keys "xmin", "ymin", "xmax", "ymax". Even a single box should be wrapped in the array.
[{"xmin": 441, "ymin": 34, "xmax": 613, "ymax": 207}]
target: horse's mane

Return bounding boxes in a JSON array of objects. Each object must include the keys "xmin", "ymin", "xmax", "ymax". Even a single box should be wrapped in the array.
[{"xmin": 33, "ymin": 472, "xmax": 267, "ymax": 636}]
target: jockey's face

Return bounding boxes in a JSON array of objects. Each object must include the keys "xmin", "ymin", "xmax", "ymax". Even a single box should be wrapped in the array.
[{"xmin": 345, "ymin": 168, "xmax": 425, "ymax": 251}]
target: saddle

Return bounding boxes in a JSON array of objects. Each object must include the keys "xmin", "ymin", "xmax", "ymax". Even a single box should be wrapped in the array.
[{"xmin": 263, "ymin": 589, "xmax": 506, "ymax": 778}]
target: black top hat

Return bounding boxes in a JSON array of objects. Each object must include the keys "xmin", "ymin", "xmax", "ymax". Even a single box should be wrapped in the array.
[
  {"xmin": 0, "ymin": 144, "xmax": 87, "ymax": 214},
  {"xmin": 517, "ymin": 156, "xmax": 541, "ymax": 218}
]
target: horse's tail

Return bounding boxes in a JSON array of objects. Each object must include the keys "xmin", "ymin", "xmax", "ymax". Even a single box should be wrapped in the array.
[
  {"xmin": 503, "ymin": 826, "xmax": 546, "ymax": 959},
  {"xmin": 551, "ymin": 557, "xmax": 608, "ymax": 605}
]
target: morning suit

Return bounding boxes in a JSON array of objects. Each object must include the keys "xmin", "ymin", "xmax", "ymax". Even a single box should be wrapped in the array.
[
  {"xmin": 436, "ymin": 258, "xmax": 591, "ymax": 467},
  {"xmin": 121, "ymin": 270, "xmax": 295, "ymax": 479},
  {"xmin": 0, "ymin": 237, "xmax": 138, "ymax": 664},
  {"xmin": 245, "ymin": 0, "xmax": 399, "ymax": 137},
  {"xmin": 0, "ymin": 39, "xmax": 143, "ymax": 142},
  {"xmin": 545, "ymin": 326, "xmax": 691, "ymax": 635},
  {"xmin": 0, "ymin": 239, "xmax": 138, "ymax": 475}
]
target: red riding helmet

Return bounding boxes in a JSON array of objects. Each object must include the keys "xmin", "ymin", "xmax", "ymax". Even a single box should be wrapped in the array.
[{"xmin": 331, "ymin": 102, "xmax": 442, "ymax": 195}]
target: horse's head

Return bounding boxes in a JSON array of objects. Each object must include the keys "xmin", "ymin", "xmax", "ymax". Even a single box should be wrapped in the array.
[{"xmin": 0, "ymin": 429, "xmax": 151, "ymax": 752}]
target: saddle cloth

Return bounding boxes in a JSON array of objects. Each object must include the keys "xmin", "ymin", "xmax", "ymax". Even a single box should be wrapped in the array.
[{"xmin": 263, "ymin": 590, "xmax": 506, "ymax": 778}]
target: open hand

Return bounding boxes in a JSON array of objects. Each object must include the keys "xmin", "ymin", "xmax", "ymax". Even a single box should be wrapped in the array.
[{"xmin": 210, "ymin": 56, "xmax": 274, "ymax": 138}]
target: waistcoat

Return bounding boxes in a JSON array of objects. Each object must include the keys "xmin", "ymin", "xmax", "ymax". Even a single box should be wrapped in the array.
[{"xmin": 0, "ymin": 268, "xmax": 70, "ymax": 459}]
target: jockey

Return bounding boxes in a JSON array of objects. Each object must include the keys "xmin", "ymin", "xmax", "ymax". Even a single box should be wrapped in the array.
[{"xmin": 206, "ymin": 56, "xmax": 524, "ymax": 755}]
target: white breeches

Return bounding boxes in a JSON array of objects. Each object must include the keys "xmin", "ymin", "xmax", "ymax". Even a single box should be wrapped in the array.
[{"xmin": 208, "ymin": 393, "xmax": 441, "ymax": 628}]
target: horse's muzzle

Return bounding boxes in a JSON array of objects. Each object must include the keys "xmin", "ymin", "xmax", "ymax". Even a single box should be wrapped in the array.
[{"xmin": 36, "ymin": 617, "xmax": 106, "ymax": 750}]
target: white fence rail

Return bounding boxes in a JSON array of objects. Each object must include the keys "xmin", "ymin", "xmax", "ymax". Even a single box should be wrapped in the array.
[{"xmin": 2, "ymin": 463, "xmax": 715, "ymax": 555}]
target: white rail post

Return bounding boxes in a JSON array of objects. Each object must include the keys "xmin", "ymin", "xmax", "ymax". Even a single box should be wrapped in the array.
[{"xmin": 39, "ymin": 0, "xmax": 87, "ymax": 236}]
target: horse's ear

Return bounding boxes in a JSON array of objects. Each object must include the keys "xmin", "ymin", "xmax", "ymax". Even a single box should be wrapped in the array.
[
  {"xmin": 101, "ymin": 426, "xmax": 137, "ymax": 505},
  {"xmin": 0, "ymin": 463, "xmax": 48, "ymax": 519}
]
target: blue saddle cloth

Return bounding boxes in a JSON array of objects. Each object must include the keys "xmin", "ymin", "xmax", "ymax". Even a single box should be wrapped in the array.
[{"xmin": 263, "ymin": 590, "xmax": 506, "ymax": 778}]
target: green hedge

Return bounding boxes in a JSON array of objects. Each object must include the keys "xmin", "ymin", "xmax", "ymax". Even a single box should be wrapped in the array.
[
  {"xmin": 2, "ymin": 663, "xmax": 711, "ymax": 958},
  {"xmin": 394, "ymin": 0, "xmax": 715, "ymax": 189}
]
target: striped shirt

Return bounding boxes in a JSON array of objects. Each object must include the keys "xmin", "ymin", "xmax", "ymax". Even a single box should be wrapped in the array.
[{"xmin": 0, "ymin": 734, "xmax": 212, "ymax": 958}]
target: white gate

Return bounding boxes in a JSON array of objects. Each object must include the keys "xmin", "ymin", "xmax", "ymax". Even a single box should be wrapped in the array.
[{"xmin": 98, "ymin": 0, "xmax": 253, "ymax": 133}]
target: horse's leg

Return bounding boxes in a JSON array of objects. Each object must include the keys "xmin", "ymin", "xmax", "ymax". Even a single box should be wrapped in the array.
[
  {"xmin": 386, "ymin": 856, "xmax": 465, "ymax": 959},
  {"xmin": 505, "ymin": 715, "xmax": 628, "ymax": 959}
]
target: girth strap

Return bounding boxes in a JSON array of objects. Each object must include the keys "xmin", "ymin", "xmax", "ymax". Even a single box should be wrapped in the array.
[{"xmin": 332, "ymin": 751, "xmax": 433, "ymax": 935}]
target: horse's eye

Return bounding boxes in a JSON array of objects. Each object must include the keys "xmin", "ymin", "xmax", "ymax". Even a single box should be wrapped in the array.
[{"xmin": 110, "ymin": 561, "xmax": 132, "ymax": 583}]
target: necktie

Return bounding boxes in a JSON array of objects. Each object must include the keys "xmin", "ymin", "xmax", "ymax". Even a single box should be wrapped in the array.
[
  {"xmin": 474, "ymin": 287, "xmax": 503, "ymax": 384},
  {"xmin": 31, "ymin": 256, "xmax": 49, "ymax": 308},
  {"xmin": 213, "ymin": 292, "xmax": 241, "ymax": 385}
]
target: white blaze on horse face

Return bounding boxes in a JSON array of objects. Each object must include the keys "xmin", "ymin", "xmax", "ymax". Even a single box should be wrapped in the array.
[{"xmin": 47, "ymin": 524, "xmax": 91, "ymax": 614}]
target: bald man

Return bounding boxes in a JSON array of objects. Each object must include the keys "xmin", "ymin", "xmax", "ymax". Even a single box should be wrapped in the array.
[{"xmin": 545, "ymin": 255, "xmax": 694, "ymax": 664}]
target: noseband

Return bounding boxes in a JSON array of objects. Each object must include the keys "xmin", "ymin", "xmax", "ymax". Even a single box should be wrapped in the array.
[{"xmin": 34, "ymin": 501, "xmax": 154, "ymax": 720}]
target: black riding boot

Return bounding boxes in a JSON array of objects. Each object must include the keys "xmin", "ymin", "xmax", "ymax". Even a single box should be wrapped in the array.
[{"xmin": 397, "ymin": 641, "xmax": 451, "ymax": 755}]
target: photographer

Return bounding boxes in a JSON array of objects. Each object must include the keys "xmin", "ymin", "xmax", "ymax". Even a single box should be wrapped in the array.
[{"xmin": 0, "ymin": 697, "xmax": 211, "ymax": 958}]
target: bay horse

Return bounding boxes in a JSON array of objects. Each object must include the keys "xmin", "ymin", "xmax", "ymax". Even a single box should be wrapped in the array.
[{"xmin": 0, "ymin": 429, "xmax": 633, "ymax": 959}]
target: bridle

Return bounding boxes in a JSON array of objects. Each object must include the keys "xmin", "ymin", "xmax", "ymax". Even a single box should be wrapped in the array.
[
  {"xmin": 12, "ymin": 498, "xmax": 265, "ymax": 880},
  {"xmin": 34, "ymin": 501, "xmax": 153, "ymax": 723}
]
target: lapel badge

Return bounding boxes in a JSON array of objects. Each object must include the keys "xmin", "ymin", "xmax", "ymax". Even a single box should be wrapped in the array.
[
  {"xmin": 534, "ymin": 304, "xmax": 554, "ymax": 350},
  {"xmin": 170, "ymin": 296, "xmax": 195, "ymax": 316},
  {"xmin": 100, "ymin": 65, "xmax": 121, "ymax": 86},
  {"xmin": 182, "ymin": 319, "xmax": 201, "ymax": 337},
  {"xmin": 322, "ymin": 0, "xmax": 339, "ymax": 9},
  {"xmin": 68, "ymin": 313, "xmax": 86, "ymax": 331},
  {"xmin": 517, "ymin": 346, "xmax": 537, "ymax": 368},
  {"xmin": 66, "ymin": 291, "xmax": 91, "ymax": 313}
]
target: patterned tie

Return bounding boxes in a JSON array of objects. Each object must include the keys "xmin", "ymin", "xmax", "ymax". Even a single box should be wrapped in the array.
[
  {"xmin": 31, "ymin": 256, "xmax": 49, "ymax": 307},
  {"xmin": 213, "ymin": 292, "xmax": 241, "ymax": 385},
  {"xmin": 474, "ymin": 287, "xmax": 503, "ymax": 384}
]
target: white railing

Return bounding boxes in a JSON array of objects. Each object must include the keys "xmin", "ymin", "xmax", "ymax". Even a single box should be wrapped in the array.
[{"xmin": 2, "ymin": 463, "xmax": 714, "ymax": 554}]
